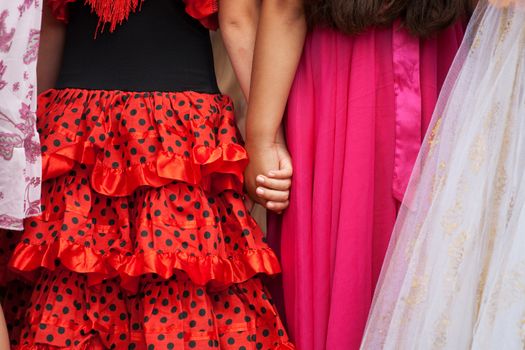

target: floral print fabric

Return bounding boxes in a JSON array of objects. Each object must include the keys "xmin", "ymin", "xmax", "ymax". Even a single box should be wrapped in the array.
[{"xmin": 0, "ymin": 0, "xmax": 42, "ymax": 230}]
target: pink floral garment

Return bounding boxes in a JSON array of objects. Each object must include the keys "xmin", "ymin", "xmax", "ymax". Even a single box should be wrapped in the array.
[{"xmin": 0, "ymin": 0, "xmax": 42, "ymax": 230}]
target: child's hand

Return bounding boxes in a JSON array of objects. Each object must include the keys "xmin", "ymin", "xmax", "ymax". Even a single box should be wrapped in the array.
[
  {"xmin": 245, "ymin": 141, "xmax": 293, "ymax": 213},
  {"xmin": 254, "ymin": 144, "xmax": 292, "ymax": 213}
]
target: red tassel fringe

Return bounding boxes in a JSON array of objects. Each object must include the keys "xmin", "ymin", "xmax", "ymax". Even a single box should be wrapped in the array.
[{"xmin": 85, "ymin": 0, "xmax": 143, "ymax": 33}]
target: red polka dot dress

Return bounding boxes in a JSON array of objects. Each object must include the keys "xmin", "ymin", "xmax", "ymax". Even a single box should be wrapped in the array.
[{"xmin": 3, "ymin": 0, "xmax": 294, "ymax": 349}]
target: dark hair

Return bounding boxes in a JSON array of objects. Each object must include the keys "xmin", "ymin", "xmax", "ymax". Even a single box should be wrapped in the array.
[{"xmin": 305, "ymin": 0, "xmax": 472, "ymax": 37}]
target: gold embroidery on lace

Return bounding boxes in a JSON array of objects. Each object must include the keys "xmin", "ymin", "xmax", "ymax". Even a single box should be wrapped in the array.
[
  {"xmin": 430, "ymin": 162, "xmax": 448, "ymax": 202},
  {"xmin": 498, "ymin": 8, "xmax": 513, "ymax": 43},
  {"xmin": 469, "ymin": 135, "xmax": 487, "ymax": 172},
  {"xmin": 428, "ymin": 118, "xmax": 442, "ymax": 156},
  {"xmin": 441, "ymin": 200, "xmax": 463, "ymax": 235},
  {"xmin": 432, "ymin": 314, "xmax": 450, "ymax": 350},
  {"xmin": 402, "ymin": 274, "xmax": 429, "ymax": 307},
  {"xmin": 471, "ymin": 29, "xmax": 483, "ymax": 55},
  {"xmin": 431, "ymin": 230, "xmax": 469, "ymax": 348},
  {"xmin": 520, "ymin": 315, "xmax": 525, "ymax": 348},
  {"xmin": 494, "ymin": 9, "xmax": 514, "ymax": 70}
]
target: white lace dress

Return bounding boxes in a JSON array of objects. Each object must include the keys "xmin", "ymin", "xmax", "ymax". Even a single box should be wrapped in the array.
[
  {"xmin": 362, "ymin": 1, "xmax": 525, "ymax": 348},
  {"xmin": 0, "ymin": 0, "xmax": 42, "ymax": 230}
]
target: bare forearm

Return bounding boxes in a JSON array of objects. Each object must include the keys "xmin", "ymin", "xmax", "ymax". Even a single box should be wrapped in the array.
[
  {"xmin": 219, "ymin": 0, "xmax": 260, "ymax": 100},
  {"xmin": 245, "ymin": 0, "xmax": 306, "ymax": 145},
  {"xmin": 37, "ymin": 3, "xmax": 65, "ymax": 93}
]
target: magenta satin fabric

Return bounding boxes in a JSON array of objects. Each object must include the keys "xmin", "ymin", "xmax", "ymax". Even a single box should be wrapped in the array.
[
  {"xmin": 392, "ymin": 20, "xmax": 423, "ymax": 201},
  {"xmin": 268, "ymin": 24, "xmax": 464, "ymax": 350}
]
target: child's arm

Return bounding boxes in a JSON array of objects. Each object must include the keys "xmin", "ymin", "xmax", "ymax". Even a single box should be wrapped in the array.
[
  {"xmin": 37, "ymin": 3, "xmax": 66, "ymax": 93},
  {"xmin": 244, "ymin": 0, "xmax": 306, "ymax": 211},
  {"xmin": 219, "ymin": 0, "xmax": 260, "ymax": 100},
  {"xmin": 0, "ymin": 306, "xmax": 9, "ymax": 350}
]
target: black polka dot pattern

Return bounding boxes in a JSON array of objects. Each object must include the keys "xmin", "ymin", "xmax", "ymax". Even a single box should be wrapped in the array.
[
  {"xmin": 12, "ymin": 269, "xmax": 292, "ymax": 349},
  {"xmin": 15, "ymin": 89, "xmax": 281, "ymax": 285},
  {"xmin": 37, "ymin": 89, "xmax": 247, "ymax": 197},
  {"xmin": 0, "ymin": 229, "xmax": 37, "ymax": 348},
  {"xmin": 5, "ymin": 89, "xmax": 293, "ymax": 349}
]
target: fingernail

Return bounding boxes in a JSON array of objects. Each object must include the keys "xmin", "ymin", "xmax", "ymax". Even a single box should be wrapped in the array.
[
  {"xmin": 256, "ymin": 175, "xmax": 265, "ymax": 183},
  {"xmin": 256, "ymin": 187, "xmax": 264, "ymax": 195},
  {"xmin": 267, "ymin": 202, "xmax": 274, "ymax": 209}
]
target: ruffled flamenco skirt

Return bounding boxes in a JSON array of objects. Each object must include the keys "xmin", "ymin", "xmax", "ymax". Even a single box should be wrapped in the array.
[
  {"xmin": 362, "ymin": 2, "xmax": 525, "ymax": 349},
  {"xmin": 1, "ymin": 88, "xmax": 294, "ymax": 349}
]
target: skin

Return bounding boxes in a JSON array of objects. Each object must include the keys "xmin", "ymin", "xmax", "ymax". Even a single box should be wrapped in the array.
[
  {"xmin": 243, "ymin": 0, "xmax": 307, "ymax": 212},
  {"xmin": 0, "ymin": 306, "xmax": 9, "ymax": 350},
  {"xmin": 218, "ymin": 0, "xmax": 261, "ymax": 100},
  {"xmin": 219, "ymin": 0, "xmax": 303, "ymax": 212},
  {"xmin": 37, "ymin": 4, "xmax": 66, "ymax": 93}
]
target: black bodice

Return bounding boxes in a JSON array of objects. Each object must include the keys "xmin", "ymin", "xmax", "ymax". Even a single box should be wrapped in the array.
[{"xmin": 55, "ymin": 0, "xmax": 219, "ymax": 93}]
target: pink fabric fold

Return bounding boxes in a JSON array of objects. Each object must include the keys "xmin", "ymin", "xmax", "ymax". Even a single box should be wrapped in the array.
[{"xmin": 392, "ymin": 22, "xmax": 423, "ymax": 201}]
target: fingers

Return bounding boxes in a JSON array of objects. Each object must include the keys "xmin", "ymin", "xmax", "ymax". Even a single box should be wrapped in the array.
[
  {"xmin": 266, "ymin": 200, "xmax": 290, "ymax": 213},
  {"xmin": 268, "ymin": 158, "xmax": 293, "ymax": 179},
  {"xmin": 254, "ymin": 159, "xmax": 292, "ymax": 213},
  {"xmin": 256, "ymin": 175, "xmax": 291, "ymax": 191},
  {"xmin": 268, "ymin": 168, "xmax": 293, "ymax": 179},
  {"xmin": 256, "ymin": 187, "xmax": 289, "ymax": 203},
  {"xmin": 269, "ymin": 155, "xmax": 293, "ymax": 178},
  {"xmin": 246, "ymin": 181, "xmax": 291, "ymax": 213},
  {"xmin": 279, "ymin": 153, "xmax": 292, "ymax": 170},
  {"xmin": 243, "ymin": 147, "xmax": 293, "ymax": 213}
]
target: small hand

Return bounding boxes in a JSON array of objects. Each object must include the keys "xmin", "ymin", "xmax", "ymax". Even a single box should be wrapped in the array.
[{"xmin": 245, "ymin": 140, "xmax": 292, "ymax": 213}]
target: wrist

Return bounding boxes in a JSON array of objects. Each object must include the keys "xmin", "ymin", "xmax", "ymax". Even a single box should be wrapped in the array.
[
  {"xmin": 245, "ymin": 131, "xmax": 278, "ymax": 146},
  {"xmin": 245, "ymin": 140, "xmax": 273, "ymax": 153}
]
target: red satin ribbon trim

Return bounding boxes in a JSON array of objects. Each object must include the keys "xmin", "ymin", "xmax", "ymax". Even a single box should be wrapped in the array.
[
  {"xmin": 9, "ymin": 238, "xmax": 281, "ymax": 291},
  {"xmin": 42, "ymin": 144, "xmax": 247, "ymax": 197}
]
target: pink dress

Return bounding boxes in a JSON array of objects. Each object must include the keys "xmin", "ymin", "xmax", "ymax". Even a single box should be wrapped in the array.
[{"xmin": 268, "ymin": 23, "xmax": 465, "ymax": 350}]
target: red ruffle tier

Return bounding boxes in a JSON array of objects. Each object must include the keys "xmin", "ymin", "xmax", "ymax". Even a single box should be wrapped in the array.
[
  {"xmin": 38, "ymin": 89, "xmax": 247, "ymax": 197},
  {"xmin": 12, "ymin": 268, "xmax": 293, "ymax": 350}
]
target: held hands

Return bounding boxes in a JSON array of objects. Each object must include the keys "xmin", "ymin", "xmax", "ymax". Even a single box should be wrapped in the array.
[{"xmin": 244, "ymin": 136, "xmax": 292, "ymax": 213}]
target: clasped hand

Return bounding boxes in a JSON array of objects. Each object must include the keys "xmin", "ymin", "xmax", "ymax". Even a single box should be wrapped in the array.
[{"xmin": 244, "ymin": 139, "xmax": 292, "ymax": 213}]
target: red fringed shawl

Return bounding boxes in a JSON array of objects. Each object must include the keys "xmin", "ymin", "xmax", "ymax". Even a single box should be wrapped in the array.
[{"xmin": 47, "ymin": 0, "xmax": 219, "ymax": 31}]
